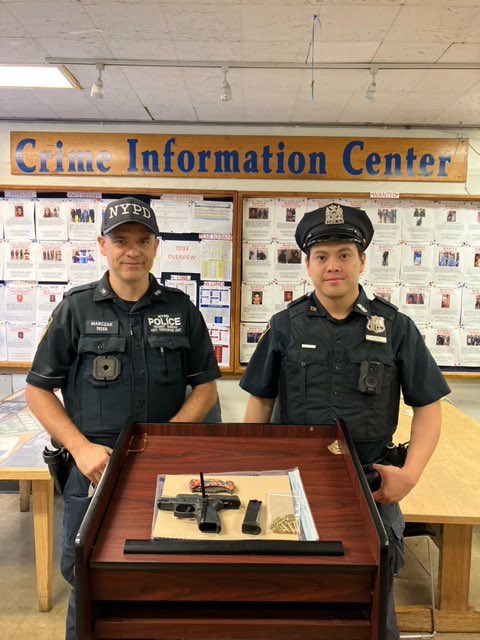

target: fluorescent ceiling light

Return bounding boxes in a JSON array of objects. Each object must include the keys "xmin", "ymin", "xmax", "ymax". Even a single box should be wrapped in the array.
[{"xmin": 0, "ymin": 65, "xmax": 81, "ymax": 89}]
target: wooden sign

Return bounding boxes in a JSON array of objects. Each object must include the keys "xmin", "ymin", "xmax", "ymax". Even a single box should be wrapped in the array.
[{"xmin": 10, "ymin": 132, "xmax": 468, "ymax": 182}]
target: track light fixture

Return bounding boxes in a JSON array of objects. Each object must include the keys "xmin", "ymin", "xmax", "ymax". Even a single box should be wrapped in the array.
[
  {"xmin": 364, "ymin": 66, "xmax": 378, "ymax": 102},
  {"xmin": 220, "ymin": 65, "xmax": 232, "ymax": 102},
  {"xmin": 90, "ymin": 63, "xmax": 104, "ymax": 99}
]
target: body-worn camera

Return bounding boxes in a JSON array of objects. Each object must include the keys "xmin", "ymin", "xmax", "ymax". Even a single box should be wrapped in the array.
[{"xmin": 358, "ymin": 360, "xmax": 384, "ymax": 394}]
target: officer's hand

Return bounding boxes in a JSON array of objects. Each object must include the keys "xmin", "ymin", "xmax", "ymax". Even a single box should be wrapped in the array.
[
  {"xmin": 73, "ymin": 442, "xmax": 112, "ymax": 486},
  {"xmin": 370, "ymin": 464, "xmax": 416, "ymax": 504}
]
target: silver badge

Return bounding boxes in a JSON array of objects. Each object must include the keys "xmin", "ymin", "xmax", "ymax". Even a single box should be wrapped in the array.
[
  {"xmin": 366, "ymin": 315, "xmax": 387, "ymax": 343},
  {"xmin": 366, "ymin": 315, "xmax": 385, "ymax": 333},
  {"xmin": 325, "ymin": 204, "xmax": 344, "ymax": 225}
]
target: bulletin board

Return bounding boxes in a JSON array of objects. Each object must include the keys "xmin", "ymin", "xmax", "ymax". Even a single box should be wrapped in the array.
[
  {"xmin": 237, "ymin": 192, "xmax": 480, "ymax": 377},
  {"xmin": 0, "ymin": 187, "xmax": 238, "ymax": 374},
  {"xmin": 0, "ymin": 187, "xmax": 478, "ymax": 378}
]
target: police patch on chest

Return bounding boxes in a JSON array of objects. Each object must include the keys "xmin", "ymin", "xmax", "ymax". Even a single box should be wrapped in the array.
[
  {"xmin": 365, "ymin": 315, "xmax": 387, "ymax": 343},
  {"xmin": 147, "ymin": 313, "xmax": 184, "ymax": 334},
  {"xmin": 86, "ymin": 320, "xmax": 119, "ymax": 334}
]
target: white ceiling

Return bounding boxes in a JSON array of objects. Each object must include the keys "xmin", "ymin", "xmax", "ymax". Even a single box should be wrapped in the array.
[{"xmin": 2, "ymin": 0, "xmax": 480, "ymax": 127}]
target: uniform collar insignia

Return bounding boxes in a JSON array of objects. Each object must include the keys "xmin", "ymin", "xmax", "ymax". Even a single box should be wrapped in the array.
[
  {"xmin": 325, "ymin": 204, "xmax": 344, "ymax": 225},
  {"xmin": 94, "ymin": 274, "xmax": 114, "ymax": 301},
  {"xmin": 357, "ymin": 303, "xmax": 368, "ymax": 313},
  {"xmin": 309, "ymin": 305, "xmax": 317, "ymax": 312}
]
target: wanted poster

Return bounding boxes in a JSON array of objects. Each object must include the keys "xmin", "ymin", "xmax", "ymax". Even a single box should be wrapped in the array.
[
  {"xmin": 0, "ymin": 284, "xmax": 5, "ymax": 319},
  {"xmin": 464, "ymin": 206, "xmax": 480, "ymax": 243},
  {"xmin": 241, "ymin": 282, "xmax": 272, "ymax": 322},
  {"xmin": 399, "ymin": 284, "xmax": 430, "ymax": 324},
  {"xmin": 460, "ymin": 286, "xmax": 480, "ymax": 325},
  {"xmin": 37, "ymin": 242, "xmax": 69, "ymax": 282},
  {"xmin": 36, "ymin": 284, "xmax": 66, "ymax": 327},
  {"xmin": 429, "ymin": 285, "xmax": 461, "ymax": 325},
  {"xmin": 6, "ymin": 322, "xmax": 36, "ymax": 361},
  {"xmin": 192, "ymin": 201, "xmax": 233, "ymax": 235},
  {"xmin": 200, "ymin": 236, "xmax": 232, "ymax": 281},
  {"xmin": 242, "ymin": 240, "xmax": 274, "ymax": 283},
  {"xmin": 402, "ymin": 203, "xmax": 436, "ymax": 243},
  {"xmin": 68, "ymin": 242, "xmax": 98, "ymax": 284},
  {"xmin": 434, "ymin": 205, "xmax": 467, "ymax": 244},
  {"xmin": 0, "ymin": 323, "xmax": 6, "ymax": 360},
  {"xmin": 239, "ymin": 322, "xmax": 268, "ymax": 364},
  {"xmin": 208, "ymin": 326, "xmax": 230, "ymax": 368},
  {"xmin": 363, "ymin": 283, "xmax": 401, "ymax": 308},
  {"xmin": 161, "ymin": 239, "xmax": 201, "ymax": 275},
  {"xmin": 242, "ymin": 198, "xmax": 275, "ymax": 241},
  {"xmin": 4, "ymin": 242, "xmax": 36, "ymax": 281},
  {"xmin": 2, "ymin": 200, "xmax": 35, "ymax": 241},
  {"xmin": 274, "ymin": 198, "xmax": 307, "ymax": 241},
  {"xmin": 151, "ymin": 199, "xmax": 192, "ymax": 234},
  {"xmin": 400, "ymin": 243, "xmax": 433, "ymax": 285},
  {"xmin": 368, "ymin": 203, "xmax": 402, "ymax": 243},
  {"xmin": 199, "ymin": 283, "xmax": 231, "ymax": 326},
  {"xmin": 463, "ymin": 245, "xmax": 480, "ymax": 286},
  {"xmin": 425, "ymin": 326, "xmax": 460, "ymax": 367},
  {"xmin": 368, "ymin": 243, "xmax": 401, "ymax": 283},
  {"xmin": 458, "ymin": 327, "xmax": 480, "ymax": 366},
  {"xmin": 5, "ymin": 283, "xmax": 36, "ymax": 322},
  {"xmin": 164, "ymin": 276, "xmax": 197, "ymax": 307},
  {"xmin": 272, "ymin": 281, "xmax": 305, "ymax": 312},
  {"xmin": 35, "ymin": 200, "xmax": 68, "ymax": 241},
  {"xmin": 274, "ymin": 241, "xmax": 304, "ymax": 283},
  {"xmin": 64, "ymin": 200, "xmax": 99, "ymax": 241},
  {"xmin": 432, "ymin": 244, "xmax": 465, "ymax": 286}
]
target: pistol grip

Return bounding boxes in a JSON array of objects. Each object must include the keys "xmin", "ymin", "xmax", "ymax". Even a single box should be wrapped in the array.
[{"xmin": 198, "ymin": 503, "xmax": 221, "ymax": 534}]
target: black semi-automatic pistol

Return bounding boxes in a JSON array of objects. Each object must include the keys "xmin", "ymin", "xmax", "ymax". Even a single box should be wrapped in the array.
[{"xmin": 157, "ymin": 472, "xmax": 241, "ymax": 534}]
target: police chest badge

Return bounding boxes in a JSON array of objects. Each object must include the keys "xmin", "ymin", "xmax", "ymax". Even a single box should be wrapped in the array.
[{"xmin": 366, "ymin": 315, "xmax": 387, "ymax": 343}]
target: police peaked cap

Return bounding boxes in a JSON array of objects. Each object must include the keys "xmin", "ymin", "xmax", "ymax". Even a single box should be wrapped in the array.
[
  {"xmin": 101, "ymin": 197, "xmax": 159, "ymax": 236},
  {"xmin": 295, "ymin": 202, "xmax": 374, "ymax": 252}
]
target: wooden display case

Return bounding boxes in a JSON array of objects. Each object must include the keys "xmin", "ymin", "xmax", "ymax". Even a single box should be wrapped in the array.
[{"xmin": 75, "ymin": 418, "xmax": 388, "ymax": 640}]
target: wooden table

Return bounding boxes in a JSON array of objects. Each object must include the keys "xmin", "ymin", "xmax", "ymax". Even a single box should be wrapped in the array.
[
  {"xmin": 397, "ymin": 399, "xmax": 480, "ymax": 633},
  {"xmin": 0, "ymin": 397, "xmax": 53, "ymax": 613}
]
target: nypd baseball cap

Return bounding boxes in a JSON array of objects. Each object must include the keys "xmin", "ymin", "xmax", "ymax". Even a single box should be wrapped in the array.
[
  {"xmin": 295, "ymin": 202, "xmax": 374, "ymax": 252},
  {"xmin": 101, "ymin": 197, "xmax": 159, "ymax": 236}
]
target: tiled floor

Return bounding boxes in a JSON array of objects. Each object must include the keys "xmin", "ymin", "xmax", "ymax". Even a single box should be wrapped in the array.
[{"xmin": 1, "ymin": 378, "xmax": 479, "ymax": 639}]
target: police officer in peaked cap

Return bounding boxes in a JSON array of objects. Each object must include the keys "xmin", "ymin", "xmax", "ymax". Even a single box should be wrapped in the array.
[
  {"xmin": 241, "ymin": 202, "xmax": 450, "ymax": 640},
  {"xmin": 26, "ymin": 196, "xmax": 221, "ymax": 640}
]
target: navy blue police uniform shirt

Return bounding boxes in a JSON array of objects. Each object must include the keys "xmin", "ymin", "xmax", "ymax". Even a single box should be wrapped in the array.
[
  {"xmin": 240, "ymin": 286, "xmax": 450, "ymax": 462},
  {"xmin": 27, "ymin": 272, "xmax": 221, "ymax": 445}
]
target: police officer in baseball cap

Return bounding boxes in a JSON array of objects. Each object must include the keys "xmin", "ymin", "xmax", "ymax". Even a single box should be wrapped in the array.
[
  {"xmin": 26, "ymin": 194, "xmax": 220, "ymax": 640},
  {"xmin": 295, "ymin": 202, "xmax": 374, "ymax": 252}
]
